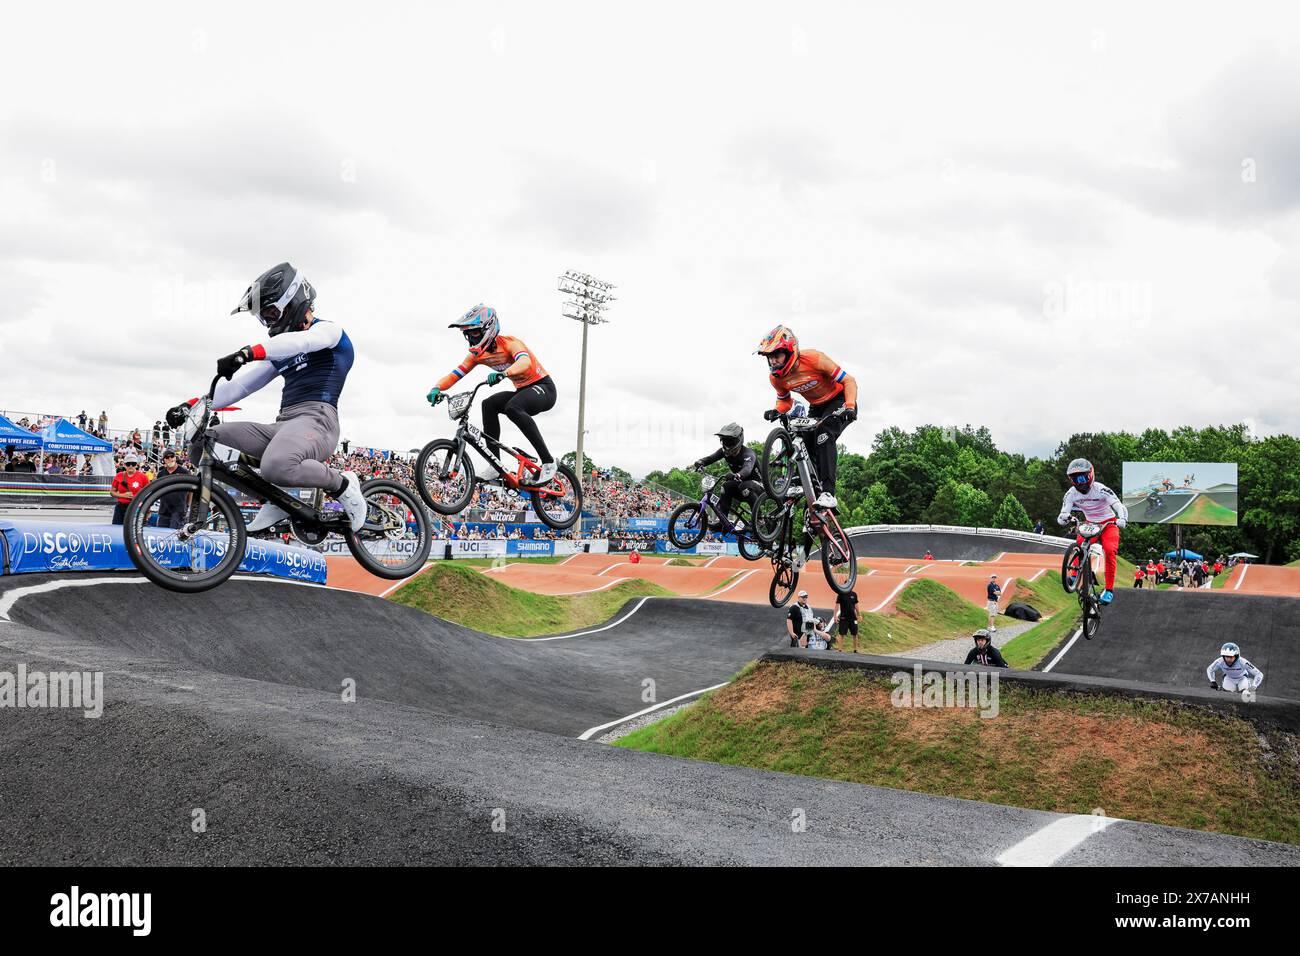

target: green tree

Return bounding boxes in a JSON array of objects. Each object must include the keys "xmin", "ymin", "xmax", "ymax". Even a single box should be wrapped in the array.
[
  {"xmin": 991, "ymin": 493, "xmax": 1033, "ymax": 531},
  {"xmin": 858, "ymin": 481, "xmax": 901, "ymax": 525}
]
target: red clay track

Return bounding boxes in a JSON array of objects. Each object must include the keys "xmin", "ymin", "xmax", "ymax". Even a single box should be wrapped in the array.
[{"xmin": 1223, "ymin": 564, "xmax": 1300, "ymax": 597}]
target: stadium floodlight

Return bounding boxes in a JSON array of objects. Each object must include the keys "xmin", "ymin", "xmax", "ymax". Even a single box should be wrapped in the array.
[{"xmin": 557, "ymin": 269, "xmax": 616, "ymax": 484}]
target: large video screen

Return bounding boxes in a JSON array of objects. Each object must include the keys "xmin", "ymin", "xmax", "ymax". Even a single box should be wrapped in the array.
[{"xmin": 1121, "ymin": 462, "xmax": 1238, "ymax": 526}]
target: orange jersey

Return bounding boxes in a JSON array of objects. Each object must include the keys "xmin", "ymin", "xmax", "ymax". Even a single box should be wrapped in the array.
[
  {"xmin": 436, "ymin": 334, "xmax": 548, "ymax": 391},
  {"xmin": 769, "ymin": 349, "xmax": 857, "ymax": 412}
]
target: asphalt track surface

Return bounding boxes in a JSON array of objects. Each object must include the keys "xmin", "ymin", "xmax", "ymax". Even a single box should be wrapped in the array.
[
  {"xmin": 0, "ymin": 573, "xmax": 780, "ymax": 738},
  {"xmin": 3, "ymin": 572, "xmax": 1297, "ymax": 864},
  {"xmin": 1045, "ymin": 588, "xmax": 1300, "ymax": 700}
]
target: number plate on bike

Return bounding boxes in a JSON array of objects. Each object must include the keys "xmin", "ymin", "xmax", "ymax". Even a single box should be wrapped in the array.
[
  {"xmin": 448, "ymin": 394, "xmax": 472, "ymax": 419},
  {"xmin": 789, "ymin": 417, "xmax": 817, "ymax": 430},
  {"xmin": 1078, "ymin": 522, "xmax": 1101, "ymax": 537}
]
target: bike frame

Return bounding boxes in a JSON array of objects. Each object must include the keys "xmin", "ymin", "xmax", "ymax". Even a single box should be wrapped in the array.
[
  {"xmin": 181, "ymin": 376, "xmax": 350, "ymax": 535},
  {"xmin": 441, "ymin": 381, "xmax": 555, "ymax": 493},
  {"xmin": 768, "ymin": 411, "xmax": 855, "ymax": 558},
  {"xmin": 689, "ymin": 475, "xmax": 757, "ymax": 539}
]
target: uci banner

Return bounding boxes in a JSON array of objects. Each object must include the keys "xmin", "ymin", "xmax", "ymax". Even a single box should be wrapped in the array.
[{"xmin": 0, "ymin": 520, "xmax": 327, "ymax": 584}]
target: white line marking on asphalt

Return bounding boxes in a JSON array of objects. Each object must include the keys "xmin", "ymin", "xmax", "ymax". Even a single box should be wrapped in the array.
[
  {"xmin": 1233, "ymin": 563, "xmax": 1249, "ymax": 591},
  {"xmin": 709, "ymin": 568, "xmax": 763, "ymax": 597},
  {"xmin": 0, "ymin": 576, "xmax": 150, "ymax": 621},
  {"xmin": 702, "ymin": 555, "xmax": 722, "ymax": 568},
  {"xmin": 525, "ymin": 597, "xmax": 653, "ymax": 642},
  {"xmin": 596, "ymin": 563, "xmax": 623, "ymax": 576},
  {"xmin": 557, "ymin": 552, "xmax": 583, "ymax": 566},
  {"xmin": 1042, "ymin": 628, "xmax": 1084, "ymax": 672},
  {"xmin": 867, "ymin": 577, "xmax": 916, "ymax": 613},
  {"xmin": 577, "ymin": 681, "xmax": 731, "ymax": 741},
  {"xmin": 997, "ymin": 813, "xmax": 1119, "ymax": 866},
  {"xmin": 1028, "ymin": 568, "xmax": 1047, "ymax": 582}
]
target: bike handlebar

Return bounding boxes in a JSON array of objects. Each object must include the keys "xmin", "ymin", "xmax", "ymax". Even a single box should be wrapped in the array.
[
  {"xmin": 773, "ymin": 405, "xmax": 849, "ymax": 432},
  {"xmin": 436, "ymin": 376, "xmax": 501, "ymax": 408}
]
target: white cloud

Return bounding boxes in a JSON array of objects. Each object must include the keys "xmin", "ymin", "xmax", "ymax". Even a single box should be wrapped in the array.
[{"xmin": 2, "ymin": 1, "xmax": 1298, "ymax": 475}]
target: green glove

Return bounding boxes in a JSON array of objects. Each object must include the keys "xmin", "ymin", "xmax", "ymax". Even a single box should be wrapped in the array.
[
  {"xmin": 426, "ymin": 387, "xmax": 442, "ymax": 405},
  {"xmin": 487, "ymin": 371, "xmax": 504, "ymax": 386}
]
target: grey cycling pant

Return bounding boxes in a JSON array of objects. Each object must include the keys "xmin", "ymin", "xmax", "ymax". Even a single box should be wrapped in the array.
[{"xmin": 192, "ymin": 401, "xmax": 343, "ymax": 493}]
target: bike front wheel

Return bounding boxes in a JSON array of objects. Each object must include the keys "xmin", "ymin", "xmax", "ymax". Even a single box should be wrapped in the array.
[
  {"xmin": 344, "ymin": 479, "xmax": 433, "ymax": 580},
  {"xmin": 668, "ymin": 501, "xmax": 707, "ymax": 550},
  {"xmin": 819, "ymin": 510, "xmax": 858, "ymax": 595},
  {"xmin": 123, "ymin": 474, "xmax": 246, "ymax": 593},
  {"xmin": 761, "ymin": 427, "xmax": 796, "ymax": 499},
  {"xmin": 415, "ymin": 439, "xmax": 475, "ymax": 515},
  {"xmin": 1061, "ymin": 542, "xmax": 1083, "ymax": 593}
]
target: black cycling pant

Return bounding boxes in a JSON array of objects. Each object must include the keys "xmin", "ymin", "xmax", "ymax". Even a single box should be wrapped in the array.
[
  {"xmin": 482, "ymin": 376, "xmax": 556, "ymax": 464},
  {"xmin": 716, "ymin": 477, "xmax": 764, "ymax": 527},
  {"xmin": 838, "ymin": 618, "xmax": 858, "ymax": 636},
  {"xmin": 808, "ymin": 393, "xmax": 849, "ymax": 493}
]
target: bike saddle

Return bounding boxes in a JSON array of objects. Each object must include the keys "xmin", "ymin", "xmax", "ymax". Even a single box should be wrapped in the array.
[{"xmin": 511, "ymin": 447, "xmax": 538, "ymax": 463}]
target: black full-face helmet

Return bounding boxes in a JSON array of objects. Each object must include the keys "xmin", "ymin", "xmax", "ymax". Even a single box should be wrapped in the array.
[
  {"xmin": 716, "ymin": 422, "xmax": 745, "ymax": 457},
  {"xmin": 232, "ymin": 262, "xmax": 317, "ymax": 337}
]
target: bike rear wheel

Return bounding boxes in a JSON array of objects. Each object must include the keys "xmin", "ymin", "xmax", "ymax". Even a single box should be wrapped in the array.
[
  {"xmin": 124, "ymin": 474, "xmax": 246, "ymax": 593},
  {"xmin": 761, "ymin": 428, "xmax": 796, "ymax": 499},
  {"xmin": 530, "ymin": 463, "xmax": 583, "ymax": 530},
  {"xmin": 1082, "ymin": 593, "xmax": 1102, "ymax": 639},
  {"xmin": 344, "ymin": 479, "xmax": 433, "ymax": 580},
  {"xmin": 415, "ymin": 439, "xmax": 475, "ymax": 515},
  {"xmin": 668, "ymin": 502, "xmax": 708, "ymax": 550},
  {"xmin": 770, "ymin": 561, "xmax": 799, "ymax": 608}
]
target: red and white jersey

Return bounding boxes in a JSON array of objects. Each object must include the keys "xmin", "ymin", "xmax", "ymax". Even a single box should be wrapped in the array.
[{"xmin": 1057, "ymin": 482, "xmax": 1128, "ymax": 525}]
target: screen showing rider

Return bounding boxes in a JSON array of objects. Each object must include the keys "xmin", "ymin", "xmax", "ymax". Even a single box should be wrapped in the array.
[
  {"xmin": 692, "ymin": 423, "xmax": 762, "ymax": 530},
  {"xmin": 755, "ymin": 325, "xmax": 857, "ymax": 509},
  {"xmin": 1056, "ymin": 457, "xmax": 1128, "ymax": 605},
  {"xmin": 166, "ymin": 262, "xmax": 367, "ymax": 532},
  {"xmin": 427, "ymin": 304, "xmax": 558, "ymax": 486}
]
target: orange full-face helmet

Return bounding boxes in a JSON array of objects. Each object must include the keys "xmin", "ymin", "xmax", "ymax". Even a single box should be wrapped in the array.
[{"xmin": 756, "ymin": 325, "xmax": 799, "ymax": 376}]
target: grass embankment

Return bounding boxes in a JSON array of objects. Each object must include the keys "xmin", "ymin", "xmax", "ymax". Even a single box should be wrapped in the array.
[
  {"xmin": 855, "ymin": 578, "xmax": 988, "ymax": 655},
  {"xmin": 616, "ymin": 662, "xmax": 1300, "ymax": 845},
  {"xmin": 389, "ymin": 562, "xmax": 671, "ymax": 637},
  {"xmin": 999, "ymin": 574, "xmax": 1078, "ymax": 669}
]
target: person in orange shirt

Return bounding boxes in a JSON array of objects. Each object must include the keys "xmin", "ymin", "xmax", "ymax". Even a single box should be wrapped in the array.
[
  {"xmin": 756, "ymin": 325, "xmax": 857, "ymax": 508},
  {"xmin": 427, "ymin": 304, "xmax": 558, "ymax": 485}
]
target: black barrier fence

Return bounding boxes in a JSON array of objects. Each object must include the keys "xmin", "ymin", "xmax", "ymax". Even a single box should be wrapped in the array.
[{"xmin": 0, "ymin": 472, "xmax": 114, "ymax": 505}]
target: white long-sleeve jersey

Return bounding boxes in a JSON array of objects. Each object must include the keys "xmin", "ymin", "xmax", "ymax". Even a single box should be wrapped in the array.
[
  {"xmin": 1207, "ymin": 656, "xmax": 1263, "ymax": 688},
  {"xmin": 1057, "ymin": 482, "xmax": 1129, "ymax": 525},
  {"xmin": 211, "ymin": 321, "xmax": 352, "ymax": 410}
]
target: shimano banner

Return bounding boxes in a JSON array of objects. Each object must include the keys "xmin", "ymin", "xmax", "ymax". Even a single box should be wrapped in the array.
[
  {"xmin": 0, "ymin": 520, "xmax": 327, "ymax": 583},
  {"xmin": 507, "ymin": 539, "xmax": 554, "ymax": 557}
]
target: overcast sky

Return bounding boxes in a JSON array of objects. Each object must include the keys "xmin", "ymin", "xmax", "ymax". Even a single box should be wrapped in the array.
[{"xmin": 3, "ymin": 2, "xmax": 1298, "ymax": 475}]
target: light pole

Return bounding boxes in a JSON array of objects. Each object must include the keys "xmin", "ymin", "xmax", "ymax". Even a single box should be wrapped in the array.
[{"xmin": 557, "ymin": 270, "xmax": 615, "ymax": 485}]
